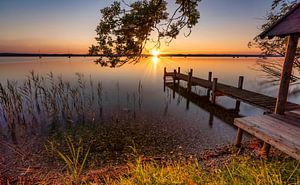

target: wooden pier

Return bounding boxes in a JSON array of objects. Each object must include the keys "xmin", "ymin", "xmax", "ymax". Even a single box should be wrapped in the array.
[
  {"xmin": 234, "ymin": 109, "xmax": 300, "ymax": 160},
  {"xmin": 164, "ymin": 67, "xmax": 300, "ymax": 159},
  {"xmin": 163, "ymin": 68, "xmax": 300, "ymax": 112}
]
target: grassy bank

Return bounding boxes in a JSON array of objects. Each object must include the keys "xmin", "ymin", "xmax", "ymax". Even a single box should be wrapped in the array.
[
  {"xmin": 31, "ymin": 133, "xmax": 300, "ymax": 184},
  {"xmin": 101, "ymin": 156, "xmax": 299, "ymax": 185}
]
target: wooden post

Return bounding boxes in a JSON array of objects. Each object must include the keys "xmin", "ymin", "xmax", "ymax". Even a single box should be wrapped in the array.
[
  {"xmin": 207, "ymin": 72, "xmax": 212, "ymax": 97},
  {"xmin": 211, "ymin": 78, "xmax": 218, "ymax": 104},
  {"xmin": 177, "ymin": 67, "xmax": 181, "ymax": 84},
  {"xmin": 275, "ymin": 34, "xmax": 299, "ymax": 115},
  {"xmin": 173, "ymin": 69, "xmax": 177, "ymax": 98},
  {"xmin": 163, "ymin": 67, "xmax": 166, "ymax": 92},
  {"xmin": 235, "ymin": 128, "xmax": 243, "ymax": 147},
  {"xmin": 187, "ymin": 69, "xmax": 193, "ymax": 93},
  {"xmin": 235, "ymin": 76, "xmax": 244, "ymax": 112},
  {"xmin": 173, "ymin": 69, "xmax": 177, "ymax": 87},
  {"xmin": 260, "ymin": 142, "xmax": 271, "ymax": 159}
]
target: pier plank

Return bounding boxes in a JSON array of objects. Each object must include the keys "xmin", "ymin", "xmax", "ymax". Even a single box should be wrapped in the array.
[
  {"xmin": 234, "ymin": 113, "xmax": 300, "ymax": 160},
  {"xmin": 164, "ymin": 71, "xmax": 300, "ymax": 112}
]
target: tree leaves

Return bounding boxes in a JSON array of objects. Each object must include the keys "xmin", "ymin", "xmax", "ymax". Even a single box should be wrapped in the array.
[
  {"xmin": 90, "ymin": 0, "xmax": 201, "ymax": 67},
  {"xmin": 249, "ymin": 0, "xmax": 300, "ymax": 85}
]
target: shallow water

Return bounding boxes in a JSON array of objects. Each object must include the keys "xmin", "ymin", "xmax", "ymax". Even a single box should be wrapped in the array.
[{"xmin": 0, "ymin": 56, "xmax": 299, "ymax": 151}]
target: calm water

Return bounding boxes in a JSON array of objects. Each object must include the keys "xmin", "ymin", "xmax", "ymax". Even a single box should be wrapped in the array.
[{"xmin": 0, "ymin": 56, "xmax": 299, "ymax": 151}]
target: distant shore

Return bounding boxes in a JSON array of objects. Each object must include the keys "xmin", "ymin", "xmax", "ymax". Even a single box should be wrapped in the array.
[{"xmin": 0, "ymin": 53, "xmax": 282, "ymax": 58}]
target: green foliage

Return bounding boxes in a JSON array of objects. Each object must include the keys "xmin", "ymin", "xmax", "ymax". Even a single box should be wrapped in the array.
[
  {"xmin": 92, "ymin": 0, "xmax": 201, "ymax": 67},
  {"xmin": 88, "ymin": 44, "xmax": 99, "ymax": 55},
  {"xmin": 249, "ymin": 0, "xmax": 300, "ymax": 85},
  {"xmin": 103, "ymin": 157, "xmax": 300, "ymax": 185},
  {"xmin": 249, "ymin": 0, "xmax": 299, "ymax": 56},
  {"xmin": 47, "ymin": 136, "xmax": 90, "ymax": 185}
]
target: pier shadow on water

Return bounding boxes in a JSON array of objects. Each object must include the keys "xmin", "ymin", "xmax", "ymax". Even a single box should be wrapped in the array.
[{"xmin": 164, "ymin": 82, "xmax": 242, "ymax": 126}]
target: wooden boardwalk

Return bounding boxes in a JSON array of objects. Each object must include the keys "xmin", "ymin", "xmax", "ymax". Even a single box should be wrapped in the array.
[
  {"xmin": 234, "ymin": 109, "xmax": 300, "ymax": 160},
  {"xmin": 164, "ymin": 70, "xmax": 300, "ymax": 112}
]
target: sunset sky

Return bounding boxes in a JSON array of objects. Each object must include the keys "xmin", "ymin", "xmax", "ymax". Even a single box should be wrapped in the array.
[{"xmin": 0, "ymin": 0, "xmax": 273, "ymax": 54}]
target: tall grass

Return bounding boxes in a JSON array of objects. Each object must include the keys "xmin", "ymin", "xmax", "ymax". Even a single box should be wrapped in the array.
[
  {"xmin": 0, "ymin": 72, "xmax": 120, "ymax": 145},
  {"xmin": 0, "ymin": 72, "xmax": 145, "ymax": 142}
]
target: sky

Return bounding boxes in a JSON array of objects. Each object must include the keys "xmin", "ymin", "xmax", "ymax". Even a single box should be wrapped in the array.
[{"xmin": 0, "ymin": 0, "xmax": 274, "ymax": 54}]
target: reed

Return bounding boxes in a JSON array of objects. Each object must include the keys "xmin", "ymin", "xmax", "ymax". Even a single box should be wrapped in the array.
[
  {"xmin": 0, "ymin": 72, "xmax": 102, "ymax": 143},
  {"xmin": 0, "ymin": 72, "xmax": 144, "ymax": 143}
]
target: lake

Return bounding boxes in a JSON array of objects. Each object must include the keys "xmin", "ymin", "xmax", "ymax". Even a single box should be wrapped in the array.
[{"xmin": 0, "ymin": 56, "xmax": 299, "ymax": 154}]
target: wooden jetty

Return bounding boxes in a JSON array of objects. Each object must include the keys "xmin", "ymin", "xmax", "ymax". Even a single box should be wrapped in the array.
[
  {"xmin": 165, "ymin": 82, "xmax": 242, "ymax": 125},
  {"xmin": 163, "ymin": 67, "xmax": 300, "ymax": 112},
  {"xmin": 234, "ymin": 109, "xmax": 300, "ymax": 160},
  {"xmin": 234, "ymin": 3, "xmax": 300, "ymax": 160},
  {"xmin": 164, "ymin": 67, "xmax": 300, "ymax": 159}
]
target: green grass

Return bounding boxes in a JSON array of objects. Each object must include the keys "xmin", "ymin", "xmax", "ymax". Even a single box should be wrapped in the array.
[
  {"xmin": 47, "ymin": 135, "xmax": 299, "ymax": 184},
  {"xmin": 46, "ymin": 136, "xmax": 90, "ymax": 185},
  {"xmin": 102, "ymin": 157, "xmax": 299, "ymax": 185},
  {"xmin": 44, "ymin": 126, "xmax": 300, "ymax": 185}
]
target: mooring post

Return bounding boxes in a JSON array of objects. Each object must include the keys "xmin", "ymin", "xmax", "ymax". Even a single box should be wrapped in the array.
[
  {"xmin": 163, "ymin": 67, "xmax": 167, "ymax": 92},
  {"xmin": 207, "ymin": 72, "xmax": 212, "ymax": 97},
  {"xmin": 235, "ymin": 128, "xmax": 243, "ymax": 147},
  {"xmin": 177, "ymin": 67, "xmax": 181, "ymax": 84},
  {"xmin": 173, "ymin": 69, "xmax": 177, "ymax": 98},
  {"xmin": 187, "ymin": 69, "xmax": 193, "ymax": 93},
  {"xmin": 211, "ymin": 78, "xmax": 218, "ymax": 104},
  {"xmin": 235, "ymin": 76, "xmax": 244, "ymax": 112},
  {"xmin": 173, "ymin": 69, "xmax": 177, "ymax": 87}
]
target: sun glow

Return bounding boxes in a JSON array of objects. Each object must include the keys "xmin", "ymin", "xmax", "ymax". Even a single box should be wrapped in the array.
[
  {"xmin": 151, "ymin": 49, "xmax": 160, "ymax": 57},
  {"xmin": 151, "ymin": 56, "xmax": 159, "ymax": 72}
]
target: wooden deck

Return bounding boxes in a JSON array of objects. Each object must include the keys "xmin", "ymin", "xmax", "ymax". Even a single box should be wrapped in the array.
[
  {"xmin": 165, "ymin": 71, "xmax": 300, "ymax": 112},
  {"xmin": 234, "ymin": 110, "xmax": 300, "ymax": 160}
]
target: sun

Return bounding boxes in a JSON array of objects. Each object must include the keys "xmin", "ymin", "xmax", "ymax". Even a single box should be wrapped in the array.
[{"xmin": 151, "ymin": 49, "xmax": 160, "ymax": 57}]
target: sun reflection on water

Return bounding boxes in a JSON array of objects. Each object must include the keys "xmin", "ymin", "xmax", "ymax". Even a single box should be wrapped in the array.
[{"xmin": 151, "ymin": 56, "xmax": 159, "ymax": 72}]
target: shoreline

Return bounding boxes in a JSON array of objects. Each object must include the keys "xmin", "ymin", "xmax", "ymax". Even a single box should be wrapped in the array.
[{"xmin": 0, "ymin": 53, "xmax": 282, "ymax": 58}]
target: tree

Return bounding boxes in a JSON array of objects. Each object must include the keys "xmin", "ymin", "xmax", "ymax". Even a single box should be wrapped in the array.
[
  {"xmin": 249, "ymin": 0, "xmax": 300, "ymax": 91},
  {"xmin": 91, "ymin": 0, "xmax": 201, "ymax": 67},
  {"xmin": 88, "ymin": 44, "xmax": 99, "ymax": 55}
]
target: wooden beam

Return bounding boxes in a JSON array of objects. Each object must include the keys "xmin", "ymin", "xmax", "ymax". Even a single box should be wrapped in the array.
[
  {"xmin": 211, "ymin": 78, "xmax": 218, "ymax": 104},
  {"xmin": 275, "ymin": 34, "xmax": 299, "ymax": 114},
  {"xmin": 235, "ymin": 76, "xmax": 244, "ymax": 112},
  {"xmin": 207, "ymin": 72, "xmax": 212, "ymax": 96},
  {"xmin": 187, "ymin": 69, "xmax": 193, "ymax": 93},
  {"xmin": 177, "ymin": 67, "xmax": 181, "ymax": 84},
  {"xmin": 235, "ymin": 128, "xmax": 243, "ymax": 148},
  {"xmin": 163, "ymin": 67, "xmax": 167, "ymax": 92},
  {"xmin": 173, "ymin": 69, "xmax": 177, "ymax": 99}
]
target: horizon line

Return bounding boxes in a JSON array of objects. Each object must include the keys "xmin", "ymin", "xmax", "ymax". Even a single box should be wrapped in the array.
[{"xmin": 0, "ymin": 52, "xmax": 282, "ymax": 58}]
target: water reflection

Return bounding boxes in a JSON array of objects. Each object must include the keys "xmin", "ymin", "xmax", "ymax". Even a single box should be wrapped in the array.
[
  {"xmin": 164, "ymin": 82, "xmax": 242, "ymax": 126},
  {"xmin": 151, "ymin": 56, "xmax": 159, "ymax": 72},
  {"xmin": 0, "ymin": 57, "xmax": 299, "ymax": 149}
]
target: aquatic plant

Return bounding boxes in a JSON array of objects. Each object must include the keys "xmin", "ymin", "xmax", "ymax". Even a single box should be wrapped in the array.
[{"xmin": 0, "ymin": 72, "xmax": 144, "ymax": 143}]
